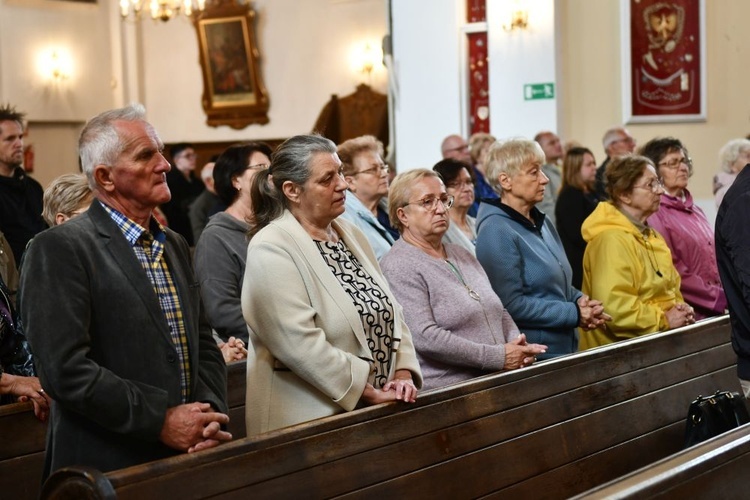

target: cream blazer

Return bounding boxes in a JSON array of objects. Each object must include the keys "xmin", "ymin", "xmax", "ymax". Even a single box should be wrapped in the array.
[{"xmin": 242, "ymin": 210, "xmax": 422, "ymax": 436}]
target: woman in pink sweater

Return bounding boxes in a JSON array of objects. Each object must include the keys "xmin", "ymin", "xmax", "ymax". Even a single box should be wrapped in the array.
[{"xmin": 642, "ymin": 137, "xmax": 727, "ymax": 319}]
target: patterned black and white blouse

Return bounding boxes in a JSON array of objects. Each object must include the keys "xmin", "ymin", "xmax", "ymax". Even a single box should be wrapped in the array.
[{"xmin": 315, "ymin": 239, "xmax": 394, "ymax": 388}]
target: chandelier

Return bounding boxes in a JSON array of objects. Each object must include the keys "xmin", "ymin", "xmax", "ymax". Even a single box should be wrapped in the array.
[{"xmin": 120, "ymin": 0, "xmax": 207, "ymax": 22}]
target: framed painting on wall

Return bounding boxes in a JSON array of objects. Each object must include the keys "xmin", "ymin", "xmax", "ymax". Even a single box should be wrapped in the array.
[
  {"xmin": 194, "ymin": 1, "xmax": 269, "ymax": 128},
  {"xmin": 621, "ymin": 0, "xmax": 706, "ymax": 123}
]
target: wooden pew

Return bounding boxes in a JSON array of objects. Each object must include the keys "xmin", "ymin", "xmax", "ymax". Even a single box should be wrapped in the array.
[
  {"xmin": 0, "ymin": 360, "xmax": 247, "ymax": 500},
  {"xmin": 40, "ymin": 316, "xmax": 743, "ymax": 499},
  {"xmin": 0, "ymin": 401, "xmax": 46, "ymax": 500},
  {"xmin": 225, "ymin": 359, "xmax": 248, "ymax": 439},
  {"xmin": 575, "ymin": 423, "xmax": 750, "ymax": 498}
]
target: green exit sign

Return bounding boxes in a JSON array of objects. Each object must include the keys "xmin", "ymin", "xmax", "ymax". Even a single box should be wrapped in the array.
[{"xmin": 524, "ymin": 83, "xmax": 555, "ymax": 100}]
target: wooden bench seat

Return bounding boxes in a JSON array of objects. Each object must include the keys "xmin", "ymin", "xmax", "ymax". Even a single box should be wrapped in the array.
[
  {"xmin": 40, "ymin": 316, "xmax": 743, "ymax": 499},
  {"xmin": 575, "ymin": 422, "xmax": 750, "ymax": 498}
]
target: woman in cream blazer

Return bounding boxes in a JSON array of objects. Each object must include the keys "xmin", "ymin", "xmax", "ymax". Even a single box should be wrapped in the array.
[{"xmin": 242, "ymin": 135, "xmax": 422, "ymax": 436}]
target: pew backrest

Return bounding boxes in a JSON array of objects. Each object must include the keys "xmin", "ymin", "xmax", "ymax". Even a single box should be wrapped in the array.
[
  {"xmin": 574, "ymin": 422, "xmax": 750, "ymax": 499},
  {"xmin": 0, "ymin": 401, "xmax": 47, "ymax": 499},
  {"xmin": 41, "ymin": 316, "xmax": 744, "ymax": 499},
  {"xmin": 0, "ymin": 359, "xmax": 247, "ymax": 500}
]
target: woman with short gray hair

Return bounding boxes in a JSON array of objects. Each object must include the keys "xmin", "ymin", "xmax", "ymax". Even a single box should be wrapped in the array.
[
  {"xmin": 381, "ymin": 169, "xmax": 546, "ymax": 390},
  {"xmin": 476, "ymin": 138, "xmax": 609, "ymax": 359}
]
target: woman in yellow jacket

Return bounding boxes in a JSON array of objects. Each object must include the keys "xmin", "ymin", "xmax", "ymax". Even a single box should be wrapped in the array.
[{"xmin": 579, "ymin": 155, "xmax": 696, "ymax": 350}]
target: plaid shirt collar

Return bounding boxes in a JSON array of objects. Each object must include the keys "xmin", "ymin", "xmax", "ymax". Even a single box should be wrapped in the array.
[{"xmin": 99, "ymin": 200, "xmax": 167, "ymax": 249}]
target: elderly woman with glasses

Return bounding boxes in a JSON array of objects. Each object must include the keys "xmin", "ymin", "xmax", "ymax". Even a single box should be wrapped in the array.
[
  {"xmin": 242, "ymin": 135, "xmax": 421, "ymax": 436},
  {"xmin": 579, "ymin": 155, "xmax": 695, "ymax": 350},
  {"xmin": 640, "ymin": 137, "xmax": 727, "ymax": 320},
  {"xmin": 380, "ymin": 169, "xmax": 546, "ymax": 391},
  {"xmin": 476, "ymin": 139, "xmax": 609, "ymax": 359},
  {"xmin": 338, "ymin": 135, "xmax": 396, "ymax": 260},
  {"xmin": 433, "ymin": 158, "xmax": 477, "ymax": 254},
  {"xmin": 194, "ymin": 142, "xmax": 273, "ymax": 362}
]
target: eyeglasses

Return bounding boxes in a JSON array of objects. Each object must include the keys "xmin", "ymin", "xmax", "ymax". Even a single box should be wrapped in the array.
[
  {"xmin": 403, "ymin": 195, "xmax": 454, "ymax": 211},
  {"xmin": 446, "ymin": 180, "xmax": 474, "ymax": 190},
  {"xmin": 611, "ymin": 136, "xmax": 636, "ymax": 145},
  {"xmin": 247, "ymin": 162, "xmax": 270, "ymax": 170},
  {"xmin": 354, "ymin": 164, "xmax": 389, "ymax": 176},
  {"xmin": 658, "ymin": 157, "xmax": 692, "ymax": 170},
  {"xmin": 633, "ymin": 179, "xmax": 665, "ymax": 193}
]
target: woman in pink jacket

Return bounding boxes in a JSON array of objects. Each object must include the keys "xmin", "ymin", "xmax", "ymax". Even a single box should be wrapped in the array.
[{"xmin": 642, "ymin": 137, "xmax": 727, "ymax": 319}]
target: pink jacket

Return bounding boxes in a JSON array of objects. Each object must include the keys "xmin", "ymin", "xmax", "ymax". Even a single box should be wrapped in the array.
[{"xmin": 648, "ymin": 190, "xmax": 727, "ymax": 319}]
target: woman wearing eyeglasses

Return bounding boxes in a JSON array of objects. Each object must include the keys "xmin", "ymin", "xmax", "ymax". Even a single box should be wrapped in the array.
[
  {"xmin": 193, "ymin": 142, "xmax": 272, "ymax": 361},
  {"xmin": 380, "ymin": 169, "xmax": 546, "ymax": 390},
  {"xmin": 640, "ymin": 137, "xmax": 727, "ymax": 320},
  {"xmin": 433, "ymin": 158, "xmax": 478, "ymax": 255},
  {"xmin": 337, "ymin": 135, "xmax": 396, "ymax": 260},
  {"xmin": 579, "ymin": 155, "xmax": 694, "ymax": 350},
  {"xmin": 242, "ymin": 135, "xmax": 421, "ymax": 436},
  {"xmin": 476, "ymin": 139, "xmax": 609, "ymax": 359}
]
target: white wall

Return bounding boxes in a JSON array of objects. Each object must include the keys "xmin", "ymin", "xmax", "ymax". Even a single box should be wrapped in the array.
[
  {"xmin": 0, "ymin": 0, "xmax": 119, "ymax": 187},
  {"xmin": 0, "ymin": 0, "xmax": 389, "ymax": 186},
  {"xmin": 0, "ymin": 0, "xmax": 117, "ymax": 122},
  {"xmin": 139, "ymin": 0, "xmax": 389, "ymax": 143},
  {"xmin": 391, "ymin": 0, "xmax": 463, "ymax": 171},
  {"xmin": 487, "ymin": 0, "xmax": 558, "ymax": 139}
]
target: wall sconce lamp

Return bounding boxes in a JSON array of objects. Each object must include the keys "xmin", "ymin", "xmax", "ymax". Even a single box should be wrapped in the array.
[
  {"xmin": 359, "ymin": 43, "xmax": 376, "ymax": 76},
  {"xmin": 503, "ymin": 4, "xmax": 529, "ymax": 32},
  {"xmin": 350, "ymin": 42, "xmax": 382, "ymax": 84},
  {"xmin": 38, "ymin": 48, "xmax": 73, "ymax": 83}
]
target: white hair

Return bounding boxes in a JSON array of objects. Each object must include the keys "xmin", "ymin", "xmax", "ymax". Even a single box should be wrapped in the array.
[{"xmin": 78, "ymin": 103, "xmax": 148, "ymax": 187}]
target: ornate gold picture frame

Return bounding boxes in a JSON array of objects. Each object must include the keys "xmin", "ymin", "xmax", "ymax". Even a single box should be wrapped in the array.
[{"xmin": 194, "ymin": 1, "xmax": 269, "ymax": 128}]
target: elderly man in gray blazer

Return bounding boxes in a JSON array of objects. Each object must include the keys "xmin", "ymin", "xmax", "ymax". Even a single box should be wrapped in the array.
[{"xmin": 19, "ymin": 104, "xmax": 230, "ymax": 479}]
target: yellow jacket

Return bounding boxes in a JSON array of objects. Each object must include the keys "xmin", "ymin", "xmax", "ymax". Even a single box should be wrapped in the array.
[{"xmin": 579, "ymin": 202, "xmax": 683, "ymax": 350}]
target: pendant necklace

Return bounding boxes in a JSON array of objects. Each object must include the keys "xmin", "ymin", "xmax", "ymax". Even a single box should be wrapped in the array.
[
  {"xmin": 444, "ymin": 257, "xmax": 501, "ymax": 343},
  {"xmin": 444, "ymin": 259, "xmax": 481, "ymax": 301}
]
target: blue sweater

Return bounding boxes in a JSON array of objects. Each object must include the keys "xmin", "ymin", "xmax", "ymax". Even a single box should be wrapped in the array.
[
  {"xmin": 339, "ymin": 194, "xmax": 395, "ymax": 260},
  {"xmin": 476, "ymin": 200, "xmax": 582, "ymax": 358}
]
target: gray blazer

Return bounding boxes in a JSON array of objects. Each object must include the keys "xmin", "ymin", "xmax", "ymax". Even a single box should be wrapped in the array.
[{"xmin": 19, "ymin": 199, "xmax": 227, "ymax": 477}]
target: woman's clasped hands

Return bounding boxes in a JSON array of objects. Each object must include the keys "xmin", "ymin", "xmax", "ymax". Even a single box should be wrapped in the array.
[
  {"xmin": 504, "ymin": 333, "xmax": 547, "ymax": 369},
  {"xmin": 362, "ymin": 369, "xmax": 418, "ymax": 406},
  {"xmin": 577, "ymin": 295, "xmax": 612, "ymax": 330},
  {"xmin": 665, "ymin": 302, "xmax": 696, "ymax": 329}
]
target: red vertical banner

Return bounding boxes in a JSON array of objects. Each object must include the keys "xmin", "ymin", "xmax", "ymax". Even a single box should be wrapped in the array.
[
  {"xmin": 466, "ymin": 0, "xmax": 489, "ymax": 134},
  {"xmin": 467, "ymin": 0, "xmax": 486, "ymax": 23},
  {"xmin": 629, "ymin": 0, "xmax": 703, "ymax": 119},
  {"xmin": 468, "ymin": 32, "xmax": 490, "ymax": 134}
]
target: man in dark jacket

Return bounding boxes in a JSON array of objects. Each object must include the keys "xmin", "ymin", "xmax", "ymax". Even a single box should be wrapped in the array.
[
  {"xmin": 20, "ymin": 104, "xmax": 230, "ymax": 479},
  {"xmin": 0, "ymin": 104, "xmax": 46, "ymax": 264},
  {"xmin": 716, "ymin": 163, "xmax": 750, "ymax": 398},
  {"xmin": 161, "ymin": 142, "xmax": 204, "ymax": 245}
]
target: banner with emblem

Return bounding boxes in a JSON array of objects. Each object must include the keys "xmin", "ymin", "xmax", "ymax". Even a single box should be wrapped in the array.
[{"xmin": 622, "ymin": 0, "xmax": 706, "ymax": 123}]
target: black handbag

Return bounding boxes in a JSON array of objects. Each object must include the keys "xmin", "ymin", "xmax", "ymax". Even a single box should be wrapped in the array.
[{"xmin": 684, "ymin": 390, "xmax": 750, "ymax": 448}]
